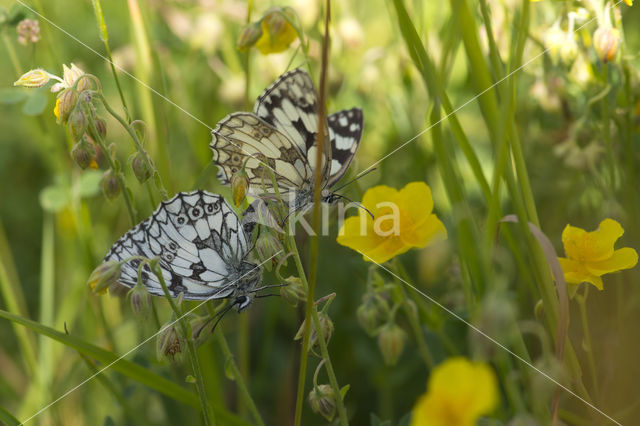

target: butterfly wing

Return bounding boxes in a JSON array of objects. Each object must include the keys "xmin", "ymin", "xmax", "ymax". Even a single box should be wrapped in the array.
[
  {"xmin": 326, "ymin": 108, "xmax": 364, "ymax": 187},
  {"xmin": 210, "ymin": 112, "xmax": 312, "ymax": 198},
  {"xmin": 253, "ymin": 68, "xmax": 331, "ymax": 181},
  {"xmin": 104, "ymin": 191, "xmax": 254, "ymax": 300}
]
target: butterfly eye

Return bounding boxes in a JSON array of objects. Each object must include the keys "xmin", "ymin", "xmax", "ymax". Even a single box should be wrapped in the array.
[
  {"xmin": 176, "ymin": 214, "xmax": 188, "ymax": 226},
  {"xmin": 188, "ymin": 206, "xmax": 203, "ymax": 220},
  {"xmin": 168, "ymin": 241, "xmax": 178, "ymax": 252}
]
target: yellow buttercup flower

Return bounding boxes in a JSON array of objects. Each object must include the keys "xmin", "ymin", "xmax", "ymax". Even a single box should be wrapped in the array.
[
  {"xmin": 337, "ymin": 182, "xmax": 447, "ymax": 264},
  {"xmin": 624, "ymin": 0, "xmax": 632, "ymax": 6},
  {"xmin": 253, "ymin": 7, "xmax": 298, "ymax": 55},
  {"xmin": 53, "ymin": 97, "xmax": 61, "ymax": 119},
  {"xmin": 411, "ymin": 357, "xmax": 498, "ymax": 426},
  {"xmin": 558, "ymin": 219, "xmax": 638, "ymax": 290}
]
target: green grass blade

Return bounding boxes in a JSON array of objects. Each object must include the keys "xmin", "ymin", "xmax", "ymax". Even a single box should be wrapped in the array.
[
  {"xmin": 0, "ymin": 405, "xmax": 21, "ymax": 426},
  {"xmin": 0, "ymin": 308, "xmax": 199, "ymax": 408}
]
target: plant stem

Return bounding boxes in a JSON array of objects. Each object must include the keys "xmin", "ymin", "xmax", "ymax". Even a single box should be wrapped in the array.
[
  {"xmin": 215, "ymin": 329, "xmax": 266, "ymax": 426},
  {"xmin": 576, "ymin": 287, "xmax": 599, "ymax": 399},
  {"xmin": 87, "ymin": 118, "xmax": 137, "ymax": 225},
  {"xmin": 390, "ymin": 259, "xmax": 433, "ymax": 368},
  {"xmin": 152, "ymin": 265, "xmax": 216, "ymax": 426},
  {"xmin": 91, "ymin": 0, "xmax": 132, "ymax": 122},
  {"xmin": 288, "ymin": 235, "xmax": 348, "ymax": 426}
]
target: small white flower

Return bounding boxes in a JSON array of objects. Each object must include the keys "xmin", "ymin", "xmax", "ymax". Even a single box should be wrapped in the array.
[{"xmin": 51, "ymin": 63, "xmax": 87, "ymax": 93}]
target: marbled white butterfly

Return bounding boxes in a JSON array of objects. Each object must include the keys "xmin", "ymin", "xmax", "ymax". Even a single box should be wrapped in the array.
[
  {"xmin": 102, "ymin": 191, "xmax": 261, "ymax": 310},
  {"xmin": 210, "ymin": 68, "xmax": 363, "ymax": 212}
]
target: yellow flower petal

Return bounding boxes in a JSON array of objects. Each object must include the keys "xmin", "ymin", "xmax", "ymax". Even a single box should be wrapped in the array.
[
  {"xmin": 559, "ymin": 257, "xmax": 604, "ymax": 290},
  {"xmin": 402, "ymin": 214, "xmax": 447, "ymax": 248},
  {"xmin": 53, "ymin": 97, "xmax": 60, "ymax": 119},
  {"xmin": 397, "ymin": 181, "xmax": 434, "ymax": 223},
  {"xmin": 254, "ymin": 8, "xmax": 298, "ymax": 55},
  {"xmin": 362, "ymin": 185, "xmax": 399, "ymax": 213},
  {"xmin": 411, "ymin": 357, "xmax": 498, "ymax": 426},
  {"xmin": 586, "ymin": 247, "xmax": 638, "ymax": 276},
  {"xmin": 624, "ymin": 0, "xmax": 632, "ymax": 6}
]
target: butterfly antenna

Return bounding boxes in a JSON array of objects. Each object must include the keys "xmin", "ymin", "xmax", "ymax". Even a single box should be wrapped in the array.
[
  {"xmin": 333, "ymin": 193, "xmax": 374, "ymax": 220},
  {"xmin": 208, "ymin": 301, "xmax": 236, "ymax": 336},
  {"xmin": 332, "ymin": 167, "xmax": 377, "ymax": 193}
]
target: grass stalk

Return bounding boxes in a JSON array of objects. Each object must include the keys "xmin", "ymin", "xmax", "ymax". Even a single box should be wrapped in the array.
[{"xmin": 152, "ymin": 264, "xmax": 216, "ymax": 426}]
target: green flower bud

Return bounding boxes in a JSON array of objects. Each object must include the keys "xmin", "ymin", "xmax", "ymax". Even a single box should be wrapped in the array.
[
  {"xmin": 308, "ymin": 384, "xmax": 336, "ymax": 421},
  {"xmin": 87, "ymin": 261, "xmax": 122, "ymax": 294},
  {"xmin": 377, "ymin": 323, "xmax": 406, "ymax": 366},
  {"xmin": 237, "ymin": 22, "xmax": 263, "ymax": 51},
  {"xmin": 100, "ymin": 169, "xmax": 121, "ymax": 200},
  {"xmin": 280, "ymin": 276, "xmax": 307, "ymax": 307},
  {"xmin": 131, "ymin": 151, "xmax": 152, "ymax": 183},
  {"xmin": 128, "ymin": 282, "xmax": 152, "ymax": 318},
  {"xmin": 68, "ymin": 108, "xmax": 87, "ymax": 142},
  {"xmin": 231, "ymin": 169, "xmax": 249, "ymax": 207},
  {"xmin": 71, "ymin": 140, "xmax": 95, "ymax": 170},
  {"xmin": 94, "ymin": 117, "xmax": 107, "ymax": 140},
  {"xmin": 295, "ymin": 311, "xmax": 334, "ymax": 355},
  {"xmin": 56, "ymin": 89, "xmax": 78, "ymax": 124},
  {"xmin": 356, "ymin": 294, "xmax": 388, "ymax": 336},
  {"xmin": 156, "ymin": 323, "xmax": 182, "ymax": 362}
]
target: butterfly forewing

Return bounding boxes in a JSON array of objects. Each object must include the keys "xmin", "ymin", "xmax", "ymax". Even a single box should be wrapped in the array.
[{"xmin": 103, "ymin": 191, "xmax": 258, "ymax": 300}]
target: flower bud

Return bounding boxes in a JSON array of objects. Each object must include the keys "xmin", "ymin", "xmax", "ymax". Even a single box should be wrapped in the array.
[
  {"xmin": 377, "ymin": 323, "xmax": 406, "ymax": 366},
  {"xmin": 593, "ymin": 26, "xmax": 621, "ymax": 63},
  {"xmin": 131, "ymin": 151, "xmax": 152, "ymax": 183},
  {"xmin": 231, "ymin": 169, "xmax": 249, "ymax": 207},
  {"xmin": 308, "ymin": 384, "xmax": 336, "ymax": 421},
  {"xmin": 356, "ymin": 294, "xmax": 388, "ymax": 336},
  {"xmin": 254, "ymin": 7, "xmax": 298, "ymax": 55},
  {"xmin": 16, "ymin": 19, "xmax": 41, "ymax": 45},
  {"xmin": 87, "ymin": 261, "xmax": 122, "ymax": 294},
  {"xmin": 295, "ymin": 311, "xmax": 334, "ymax": 355},
  {"xmin": 280, "ymin": 276, "xmax": 307, "ymax": 307},
  {"xmin": 94, "ymin": 117, "xmax": 107, "ymax": 140},
  {"xmin": 100, "ymin": 169, "xmax": 121, "ymax": 200},
  {"xmin": 68, "ymin": 108, "xmax": 87, "ymax": 142},
  {"xmin": 128, "ymin": 282, "xmax": 152, "ymax": 318},
  {"xmin": 156, "ymin": 323, "xmax": 182, "ymax": 362},
  {"xmin": 14, "ymin": 69, "xmax": 52, "ymax": 88},
  {"xmin": 63, "ymin": 63, "xmax": 90, "ymax": 92},
  {"xmin": 254, "ymin": 229, "xmax": 285, "ymax": 271},
  {"xmin": 71, "ymin": 140, "xmax": 95, "ymax": 169},
  {"xmin": 237, "ymin": 22, "xmax": 263, "ymax": 51},
  {"xmin": 56, "ymin": 89, "xmax": 78, "ymax": 123}
]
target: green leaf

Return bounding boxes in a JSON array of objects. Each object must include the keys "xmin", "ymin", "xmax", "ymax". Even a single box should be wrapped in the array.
[
  {"xmin": 39, "ymin": 185, "xmax": 70, "ymax": 213},
  {"xmin": 0, "ymin": 88, "xmax": 27, "ymax": 105},
  {"xmin": 0, "ymin": 405, "xmax": 21, "ymax": 426},
  {"xmin": 398, "ymin": 412, "xmax": 412, "ymax": 426},
  {"xmin": 0, "ymin": 308, "xmax": 199, "ymax": 408},
  {"xmin": 75, "ymin": 170, "xmax": 102, "ymax": 198},
  {"xmin": 21, "ymin": 92, "xmax": 48, "ymax": 116},
  {"xmin": 369, "ymin": 413, "xmax": 391, "ymax": 426},
  {"xmin": 339, "ymin": 384, "xmax": 350, "ymax": 399}
]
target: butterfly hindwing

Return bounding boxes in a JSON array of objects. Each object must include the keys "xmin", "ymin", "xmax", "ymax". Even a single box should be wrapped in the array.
[
  {"xmin": 327, "ymin": 108, "xmax": 363, "ymax": 186},
  {"xmin": 104, "ymin": 191, "xmax": 257, "ymax": 300},
  {"xmin": 210, "ymin": 112, "xmax": 312, "ymax": 196}
]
